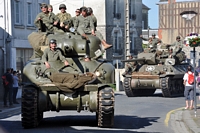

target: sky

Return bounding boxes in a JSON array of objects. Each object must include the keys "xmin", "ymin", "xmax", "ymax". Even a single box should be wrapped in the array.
[
  {"xmin": 142, "ymin": 0, "xmax": 159, "ymax": 29},
  {"xmin": 142, "ymin": 0, "xmax": 199, "ymax": 29}
]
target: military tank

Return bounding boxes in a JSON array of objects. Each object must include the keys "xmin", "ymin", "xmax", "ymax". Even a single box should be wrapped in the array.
[
  {"xmin": 122, "ymin": 49, "xmax": 188, "ymax": 97},
  {"xmin": 21, "ymin": 32, "xmax": 115, "ymax": 128}
]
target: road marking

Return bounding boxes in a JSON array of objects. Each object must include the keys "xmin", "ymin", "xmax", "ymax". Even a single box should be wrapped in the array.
[{"xmin": 165, "ymin": 104, "xmax": 200, "ymax": 127}]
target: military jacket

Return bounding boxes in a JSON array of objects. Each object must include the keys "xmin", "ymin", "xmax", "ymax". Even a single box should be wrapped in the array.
[
  {"xmin": 74, "ymin": 15, "xmax": 94, "ymax": 33},
  {"xmin": 56, "ymin": 12, "xmax": 71, "ymax": 22},
  {"xmin": 34, "ymin": 12, "xmax": 59, "ymax": 32},
  {"xmin": 42, "ymin": 48, "xmax": 66, "ymax": 62},
  {"xmin": 91, "ymin": 14, "xmax": 97, "ymax": 31},
  {"xmin": 170, "ymin": 40, "xmax": 183, "ymax": 55}
]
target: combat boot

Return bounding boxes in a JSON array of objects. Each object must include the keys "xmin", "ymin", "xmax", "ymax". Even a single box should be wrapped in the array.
[{"xmin": 101, "ymin": 40, "xmax": 112, "ymax": 50}]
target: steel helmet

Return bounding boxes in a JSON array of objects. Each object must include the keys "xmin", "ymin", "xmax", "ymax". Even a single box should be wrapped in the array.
[
  {"xmin": 176, "ymin": 36, "xmax": 181, "ymax": 39},
  {"xmin": 59, "ymin": 4, "xmax": 66, "ymax": 10},
  {"xmin": 49, "ymin": 39, "xmax": 57, "ymax": 44}
]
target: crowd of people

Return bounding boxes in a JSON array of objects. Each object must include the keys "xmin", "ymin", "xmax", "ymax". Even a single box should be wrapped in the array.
[{"xmin": 2, "ymin": 68, "xmax": 21, "ymax": 107}]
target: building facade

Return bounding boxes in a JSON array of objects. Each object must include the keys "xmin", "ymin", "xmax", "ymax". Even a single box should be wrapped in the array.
[
  {"xmin": 0, "ymin": 0, "xmax": 49, "ymax": 99},
  {"xmin": 157, "ymin": 0, "xmax": 200, "ymax": 60},
  {"xmin": 50, "ymin": 0, "xmax": 143, "ymax": 68}
]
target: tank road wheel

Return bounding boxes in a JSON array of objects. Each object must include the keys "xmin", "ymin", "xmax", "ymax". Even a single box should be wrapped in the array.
[
  {"xmin": 161, "ymin": 77, "xmax": 173, "ymax": 97},
  {"xmin": 21, "ymin": 86, "xmax": 41, "ymax": 128},
  {"xmin": 123, "ymin": 77, "xmax": 135, "ymax": 97},
  {"xmin": 97, "ymin": 87, "xmax": 114, "ymax": 127}
]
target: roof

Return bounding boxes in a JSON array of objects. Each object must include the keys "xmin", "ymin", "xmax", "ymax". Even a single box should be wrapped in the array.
[{"xmin": 142, "ymin": 4, "xmax": 150, "ymax": 10}]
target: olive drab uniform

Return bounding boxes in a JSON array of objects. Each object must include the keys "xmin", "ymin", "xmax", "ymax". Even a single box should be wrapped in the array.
[
  {"xmin": 90, "ymin": 14, "xmax": 104, "ymax": 41},
  {"xmin": 56, "ymin": 12, "xmax": 71, "ymax": 31},
  {"xmin": 170, "ymin": 40, "xmax": 183, "ymax": 56},
  {"xmin": 42, "ymin": 47, "xmax": 67, "ymax": 62},
  {"xmin": 34, "ymin": 12, "xmax": 60, "ymax": 33},
  {"xmin": 74, "ymin": 15, "xmax": 94, "ymax": 35},
  {"xmin": 170, "ymin": 40, "xmax": 185, "ymax": 62},
  {"xmin": 125, "ymin": 61, "xmax": 138, "ymax": 74}
]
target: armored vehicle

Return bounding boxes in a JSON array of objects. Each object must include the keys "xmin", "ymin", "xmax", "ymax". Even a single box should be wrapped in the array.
[
  {"xmin": 21, "ymin": 32, "xmax": 115, "ymax": 128},
  {"xmin": 122, "ymin": 49, "xmax": 188, "ymax": 97}
]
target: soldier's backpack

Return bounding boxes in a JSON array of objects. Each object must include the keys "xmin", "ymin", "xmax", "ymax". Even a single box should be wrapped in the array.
[
  {"xmin": 2, "ymin": 73, "xmax": 9, "ymax": 86},
  {"xmin": 188, "ymin": 72, "xmax": 194, "ymax": 85}
]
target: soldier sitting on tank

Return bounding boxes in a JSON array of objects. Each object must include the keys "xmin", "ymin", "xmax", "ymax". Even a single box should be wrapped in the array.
[
  {"xmin": 34, "ymin": 3, "xmax": 61, "ymax": 33},
  {"xmin": 122, "ymin": 55, "xmax": 138, "ymax": 76},
  {"xmin": 141, "ymin": 33, "xmax": 162, "ymax": 45},
  {"xmin": 42, "ymin": 39, "xmax": 69, "ymax": 69},
  {"xmin": 169, "ymin": 36, "xmax": 184, "ymax": 57},
  {"xmin": 143, "ymin": 37, "xmax": 157, "ymax": 53},
  {"xmin": 56, "ymin": 4, "xmax": 72, "ymax": 32},
  {"xmin": 86, "ymin": 7, "xmax": 112, "ymax": 50},
  {"xmin": 73, "ymin": 7, "xmax": 112, "ymax": 50},
  {"xmin": 64, "ymin": 9, "xmax": 81, "ymax": 33}
]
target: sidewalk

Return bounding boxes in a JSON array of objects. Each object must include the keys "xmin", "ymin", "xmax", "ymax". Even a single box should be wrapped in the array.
[
  {"xmin": 0, "ymin": 99, "xmax": 21, "ymax": 119},
  {"xmin": 170, "ymin": 106, "xmax": 200, "ymax": 133}
]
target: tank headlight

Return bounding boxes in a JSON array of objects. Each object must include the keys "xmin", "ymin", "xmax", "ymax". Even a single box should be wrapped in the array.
[{"xmin": 95, "ymin": 71, "xmax": 101, "ymax": 77}]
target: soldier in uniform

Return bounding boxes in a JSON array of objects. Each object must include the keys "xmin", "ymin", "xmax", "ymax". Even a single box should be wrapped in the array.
[
  {"xmin": 87, "ymin": 7, "xmax": 112, "ymax": 50},
  {"xmin": 122, "ymin": 55, "xmax": 138, "ymax": 76},
  {"xmin": 144, "ymin": 37, "xmax": 157, "ymax": 53},
  {"xmin": 34, "ymin": 3, "xmax": 60, "ymax": 33},
  {"xmin": 169, "ymin": 36, "xmax": 183, "ymax": 57},
  {"xmin": 74, "ymin": 6, "xmax": 95, "ymax": 40},
  {"xmin": 141, "ymin": 33, "xmax": 162, "ymax": 46},
  {"xmin": 56, "ymin": 4, "xmax": 72, "ymax": 32},
  {"xmin": 42, "ymin": 39, "xmax": 69, "ymax": 69},
  {"xmin": 64, "ymin": 9, "xmax": 81, "ymax": 33}
]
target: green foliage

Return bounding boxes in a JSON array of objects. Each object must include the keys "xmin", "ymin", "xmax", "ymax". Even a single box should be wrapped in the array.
[
  {"xmin": 142, "ymin": 44, "xmax": 148, "ymax": 49},
  {"xmin": 188, "ymin": 37, "xmax": 200, "ymax": 47},
  {"xmin": 109, "ymin": 84, "xmax": 116, "ymax": 91}
]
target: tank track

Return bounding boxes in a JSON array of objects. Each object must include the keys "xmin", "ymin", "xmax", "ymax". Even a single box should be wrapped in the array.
[
  {"xmin": 97, "ymin": 87, "xmax": 114, "ymax": 127},
  {"xmin": 21, "ymin": 86, "xmax": 40, "ymax": 128},
  {"xmin": 161, "ymin": 77, "xmax": 185, "ymax": 97},
  {"xmin": 161, "ymin": 77, "xmax": 172, "ymax": 97},
  {"xmin": 123, "ymin": 77, "xmax": 134, "ymax": 97}
]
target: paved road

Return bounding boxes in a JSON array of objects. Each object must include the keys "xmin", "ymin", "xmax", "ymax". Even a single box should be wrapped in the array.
[{"xmin": 0, "ymin": 90, "xmax": 185, "ymax": 133}]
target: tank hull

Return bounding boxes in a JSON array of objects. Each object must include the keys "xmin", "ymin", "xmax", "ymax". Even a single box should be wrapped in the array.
[{"xmin": 123, "ymin": 64, "xmax": 189, "ymax": 97}]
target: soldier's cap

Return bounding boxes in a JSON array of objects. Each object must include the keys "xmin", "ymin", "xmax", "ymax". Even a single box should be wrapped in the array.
[
  {"xmin": 84, "ymin": 54, "xmax": 90, "ymax": 59},
  {"xmin": 49, "ymin": 39, "xmax": 57, "ymax": 44},
  {"xmin": 176, "ymin": 36, "xmax": 181, "ymax": 39},
  {"xmin": 152, "ymin": 33, "xmax": 156, "ymax": 36},
  {"xmin": 48, "ymin": 5, "xmax": 53, "ymax": 8},
  {"xmin": 59, "ymin": 4, "xmax": 66, "ymax": 10},
  {"xmin": 80, "ymin": 6, "xmax": 87, "ymax": 12},
  {"xmin": 40, "ymin": 3, "xmax": 48, "ymax": 8}
]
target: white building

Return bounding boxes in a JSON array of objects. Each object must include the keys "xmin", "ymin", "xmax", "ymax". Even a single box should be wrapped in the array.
[{"xmin": 0, "ymin": 0, "xmax": 49, "ymax": 99}]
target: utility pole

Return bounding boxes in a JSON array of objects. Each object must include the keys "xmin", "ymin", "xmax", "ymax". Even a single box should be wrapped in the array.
[{"xmin": 124, "ymin": 0, "xmax": 130, "ymax": 60}]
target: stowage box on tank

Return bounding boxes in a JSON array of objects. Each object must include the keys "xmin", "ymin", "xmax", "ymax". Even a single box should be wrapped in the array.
[
  {"xmin": 122, "ymin": 50, "xmax": 189, "ymax": 98},
  {"xmin": 21, "ymin": 32, "xmax": 115, "ymax": 128}
]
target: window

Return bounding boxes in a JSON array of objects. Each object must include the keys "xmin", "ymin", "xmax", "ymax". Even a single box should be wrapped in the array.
[
  {"xmin": 114, "ymin": 32, "xmax": 119, "ymax": 52},
  {"xmin": 27, "ymin": 3, "xmax": 32, "ymax": 25},
  {"xmin": 14, "ymin": 1, "xmax": 20, "ymax": 24},
  {"xmin": 16, "ymin": 49, "xmax": 33, "ymax": 71},
  {"xmin": 14, "ymin": 0, "xmax": 23, "ymax": 25}
]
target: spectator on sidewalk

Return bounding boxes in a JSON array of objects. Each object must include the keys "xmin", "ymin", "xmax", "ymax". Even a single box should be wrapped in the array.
[
  {"xmin": 197, "ymin": 72, "xmax": 200, "ymax": 100},
  {"xmin": 2, "ymin": 68, "xmax": 13, "ymax": 107},
  {"xmin": 183, "ymin": 66, "xmax": 194, "ymax": 110},
  {"xmin": 13, "ymin": 71, "xmax": 19, "ymax": 104}
]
